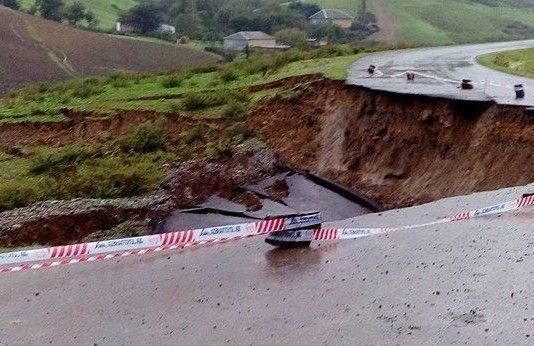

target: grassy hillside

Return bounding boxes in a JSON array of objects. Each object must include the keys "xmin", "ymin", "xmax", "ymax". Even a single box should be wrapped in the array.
[
  {"xmin": 19, "ymin": 0, "xmax": 138, "ymax": 30},
  {"xmin": 0, "ymin": 5, "xmax": 218, "ymax": 95},
  {"xmin": 478, "ymin": 48, "xmax": 534, "ymax": 79},
  {"xmin": 0, "ymin": 45, "xmax": 367, "ymax": 210},
  {"xmin": 302, "ymin": 0, "xmax": 534, "ymax": 45}
]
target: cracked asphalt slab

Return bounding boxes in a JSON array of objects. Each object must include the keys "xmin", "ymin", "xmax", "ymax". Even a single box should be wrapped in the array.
[
  {"xmin": 1, "ymin": 183, "xmax": 533, "ymax": 345},
  {"xmin": 347, "ymin": 40, "xmax": 534, "ymax": 106}
]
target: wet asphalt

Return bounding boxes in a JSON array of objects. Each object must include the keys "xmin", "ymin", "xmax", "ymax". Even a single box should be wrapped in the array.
[
  {"xmin": 347, "ymin": 40, "xmax": 534, "ymax": 106},
  {"xmin": 1, "ymin": 183, "xmax": 533, "ymax": 345}
]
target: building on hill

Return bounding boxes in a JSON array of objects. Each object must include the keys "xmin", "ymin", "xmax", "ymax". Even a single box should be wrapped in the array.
[
  {"xmin": 309, "ymin": 9, "xmax": 353, "ymax": 29},
  {"xmin": 223, "ymin": 31, "xmax": 290, "ymax": 51}
]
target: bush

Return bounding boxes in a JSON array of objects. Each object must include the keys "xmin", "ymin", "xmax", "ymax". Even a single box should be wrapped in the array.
[
  {"xmin": 118, "ymin": 121, "xmax": 166, "ymax": 153},
  {"xmin": 179, "ymin": 124, "xmax": 209, "ymax": 145},
  {"xmin": 70, "ymin": 78, "xmax": 105, "ymax": 98},
  {"xmin": 0, "ymin": 179, "xmax": 38, "ymax": 211},
  {"xmin": 204, "ymin": 138, "xmax": 231, "ymax": 159},
  {"xmin": 182, "ymin": 91, "xmax": 228, "ymax": 111},
  {"xmin": 107, "ymin": 73, "xmax": 139, "ymax": 88},
  {"xmin": 218, "ymin": 67, "xmax": 240, "ymax": 83},
  {"xmin": 161, "ymin": 74, "xmax": 186, "ymax": 88},
  {"xmin": 222, "ymin": 100, "xmax": 247, "ymax": 121},
  {"xmin": 59, "ymin": 156, "xmax": 162, "ymax": 198},
  {"xmin": 29, "ymin": 145, "xmax": 92, "ymax": 175}
]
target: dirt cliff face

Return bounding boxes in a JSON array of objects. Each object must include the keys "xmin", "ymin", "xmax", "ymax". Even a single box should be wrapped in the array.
[{"xmin": 248, "ymin": 79, "xmax": 534, "ymax": 208}]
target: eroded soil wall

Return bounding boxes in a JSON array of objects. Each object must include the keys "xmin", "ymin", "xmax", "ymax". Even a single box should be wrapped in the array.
[{"xmin": 248, "ymin": 79, "xmax": 534, "ymax": 208}]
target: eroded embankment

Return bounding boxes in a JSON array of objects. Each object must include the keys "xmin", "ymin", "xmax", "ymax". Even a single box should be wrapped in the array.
[
  {"xmin": 249, "ymin": 79, "xmax": 534, "ymax": 208},
  {"xmin": 2, "ymin": 75, "xmax": 534, "ymax": 247}
]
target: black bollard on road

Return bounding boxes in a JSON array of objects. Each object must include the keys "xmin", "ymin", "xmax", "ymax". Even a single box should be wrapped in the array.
[
  {"xmin": 515, "ymin": 84, "xmax": 525, "ymax": 99},
  {"xmin": 461, "ymin": 79, "xmax": 474, "ymax": 90}
]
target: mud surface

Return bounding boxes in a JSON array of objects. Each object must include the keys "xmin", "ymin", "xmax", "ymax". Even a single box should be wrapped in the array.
[{"xmin": 1, "ymin": 184, "xmax": 533, "ymax": 345}]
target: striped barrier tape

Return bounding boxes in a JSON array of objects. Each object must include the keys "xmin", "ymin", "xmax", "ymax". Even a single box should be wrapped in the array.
[
  {"xmin": 269, "ymin": 194, "xmax": 534, "ymax": 243},
  {"xmin": 0, "ymin": 212, "xmax": 322, "ymax": 270},
  {"xmin": 1, "ymin": 195, "xmax": 533, "ymax": 274}
]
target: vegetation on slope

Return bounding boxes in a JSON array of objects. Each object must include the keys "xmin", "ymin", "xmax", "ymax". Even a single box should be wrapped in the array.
[
  {"xmin": 478, "ymin": 48, "xmax": 534, "ymax": 79},
  {"xmin": 19, "ymin": 0, "xmax": 137, "ymax": 29},
  {"xmin": 0, "ymin": 45, "xmax": 369, "ymax": 210}
]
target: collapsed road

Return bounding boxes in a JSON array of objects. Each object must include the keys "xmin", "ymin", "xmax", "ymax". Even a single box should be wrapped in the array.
[
  {"xmin": 347, "ymin": 39, "xmax": 534, "ymax": 106},
  {"xmin": 2, "ymin": 42, "xmax": 534, "ymax": 344},
  {"xmin": 1, "ymin": 184, "xmax": 533, "ymax": 344}
]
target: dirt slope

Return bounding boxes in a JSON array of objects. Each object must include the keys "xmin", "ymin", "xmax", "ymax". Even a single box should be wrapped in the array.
[
  {"xmin": 0, "ymin": 6, "xmax": 218, "ymax": 95},
  {"xmin": 248, "ymin": 78, "xmax": 534, "ymax": 208},
  {"xmin": 370, "ymin": 0, "xmax": 396, "ymax": 45}
]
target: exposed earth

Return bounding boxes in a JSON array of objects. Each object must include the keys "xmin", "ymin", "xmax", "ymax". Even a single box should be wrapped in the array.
[
  {"xmin": 1, "ymin": 42, "xmax": 534, "ymax": 343},
  {"xmin": 0, "ymin": 5, "xmax": 218, "ymax": 95}
]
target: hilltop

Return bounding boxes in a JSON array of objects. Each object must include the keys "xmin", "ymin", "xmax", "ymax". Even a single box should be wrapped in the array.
[
  {"xmin": 18, "ymin": 0, "xmax": 137, "ymax": 30},
  {"xmin": 0, "ymin": 5, "xmax": 219, "ymax": 95},
  {"xmin": 304, "ymin": 0, "xmax": 534, "ymax": 45}
]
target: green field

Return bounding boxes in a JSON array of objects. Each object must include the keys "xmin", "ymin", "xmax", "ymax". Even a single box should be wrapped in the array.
[
  {"xmin": 19, "ymin": 0, "xmax": 138, "ymax": 30},
  {"xmin": 302, "ymin": 0, "xmax": 534, "ymax": 46},
  {"xmin": 478, "ymin": 48, "xmax": 534, "ymax": 79}
]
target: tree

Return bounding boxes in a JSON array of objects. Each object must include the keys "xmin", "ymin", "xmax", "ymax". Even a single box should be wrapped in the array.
[
  {"xmin": 1, "ymin": 0, "xmax": 20, "ymax": 10},
  {"xmin": 288, "ymin": 2, "xmax": 320, "ymax": 18},
  {"xmin": 274, "ymin": 28, "xmax": 308, "ymax": 49},
  {"xmin": 119, "ymin": 3, "xmax": 162, "ymax": 33},
  {"xmin": 64, "ymin": 1, "xmax": 86, "ymax": 25},
  {"xmin": 35, "ymin": 0, "xmax": 64, "ymax": 22},
  {"xmin": 175, "ymin": 12, "xmax": 205, "ymax": 39},
  {"xmin": 85, "ymin": 10, "xmax": 98, "ymax": 29}
]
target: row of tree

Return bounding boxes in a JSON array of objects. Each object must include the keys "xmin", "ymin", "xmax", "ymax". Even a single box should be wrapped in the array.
[
  {"xmin": 1, "ymin": 0, "xmax": 98, "ymax": 28},
  {"xmin": 117, "ymin": 0, "xmax": 376, "ymax": 43}
]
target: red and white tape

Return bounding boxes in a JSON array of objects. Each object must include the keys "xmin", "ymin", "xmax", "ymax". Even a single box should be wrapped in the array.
[
  {"xmin": 314, "ymin": 194, "xmax": 534, "ymax": 241},
  {"xmin": 1, "ymin": 195, "xmax": 533, "ymax": 274},
  {"xmin": 0, "ymin": 212, "xmax": 322, "ymax": 273}
]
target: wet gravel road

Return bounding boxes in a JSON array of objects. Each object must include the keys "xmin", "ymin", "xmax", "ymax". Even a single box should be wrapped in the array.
[
  {"xmin": 1, "ymin": 183, "xmax": 533, "ymax": 345},
  {"xmin": 347, "ymin": 40, "xmax": 534, "ymax": 106}
]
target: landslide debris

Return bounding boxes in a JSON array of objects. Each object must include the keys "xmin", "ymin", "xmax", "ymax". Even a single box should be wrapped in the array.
[{"xmin": 0, "ymin": 145, "xmax": 280, "ymax": 248}]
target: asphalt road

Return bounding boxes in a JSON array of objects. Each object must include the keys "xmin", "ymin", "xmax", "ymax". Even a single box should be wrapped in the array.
[
  {"xmin": 347, "ymin": 40, "xmax": 534, "ymax": 106},
  {"xmin": 2, "ymin": 183, "xmax": 533, "ymax": 345}
]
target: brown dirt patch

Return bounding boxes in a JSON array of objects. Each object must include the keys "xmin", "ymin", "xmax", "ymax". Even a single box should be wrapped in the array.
[
  {"xmin": 370, "ymin": 0, "xmax": 396, "ymax": 46},
  {"xmin": 0, "ymin": 6, "xmax": 219, "ymax": 95},
  {"xmin": 248, "ymin": 78, "xmax": 534, "ymax": 209}
]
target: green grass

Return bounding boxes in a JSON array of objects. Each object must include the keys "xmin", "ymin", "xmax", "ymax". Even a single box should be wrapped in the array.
[
  {"xmin": 0, "ymin": 49, "xmax": 366, "ymax": 122},
  {"xmin": 19, "ymin": 0, "xmax": 138, "ymax": 30},
  {"xmin": 386, "ymin": 0, "xmax": 534, "ymax": 46},
  {"xmin": 478, "ymin": 48, "xmax": 534, "ymax": 79},
  {"xmin": 0, "ymin": 47, "xmax": 370, "ymax": 211},
  {"xmin": 300, "ymin": 0, "xmax": 359, "ymax": 16}
]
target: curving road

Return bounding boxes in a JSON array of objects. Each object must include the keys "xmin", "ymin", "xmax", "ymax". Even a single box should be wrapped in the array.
[
  {"xmin": 347, "ymin": 40, "xmax": 534, "ymax": 106},
  {"xmin": 1, "ymin": 183, "xmax": 534, "ymax": 344}
]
